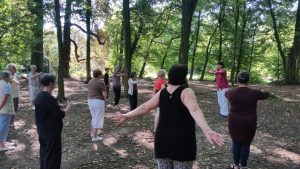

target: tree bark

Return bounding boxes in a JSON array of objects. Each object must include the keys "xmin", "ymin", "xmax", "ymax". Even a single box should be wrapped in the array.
[
  {"xmin": 161, "ymin": 37, "xmax": 176, "ymax": 69},
  {"xmin": 200, "ymin": 28, "xmax": 217, "ymax": 80},
  {"xmin": 236, "ymin": 2, "xmax": 248, "ymax": 77},
  {"xmin": 230, "ymin": 0, "xmax": 240, "ymax": 86},
  {"xmin": 86, "ymin": 0, "xmax": 92, "ymax": 83},
  {"xmin": 179, "ymin": 0, "xmax": 199, "ymax": 65},
  {"xmin": 267, "ymin": 0, "xmax": 287, "ymax": 78},
  {"xmin": 248, "ymin": 22, "xmax": 257, "ymax": 74},
  {"xmin": 63, "ymin": 0, "xmax": 72, "ymax": 77},
  {"xmin": 286, "ymin": 0, "xmax": 300, "ymax": 84},
  {"xmin": 218, "ymin": 0, "xmax": 226, "ymax": 61},
  {"xmin": 54, "ymin": 0, "xmax": 65, "ymax": 101},
  {"xmin": 29, "ymin": 0, "xmax": 44, "ymax": 72},
  {"xmin": 190, "ymin": 10, "xmax": 201, "ymax": 80}
]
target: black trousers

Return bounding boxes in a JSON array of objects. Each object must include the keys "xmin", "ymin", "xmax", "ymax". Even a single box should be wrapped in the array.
[
  {"xmin": 128, "ymin": 92, "xmax": 138, "ymax": 111},
  {"xmin": 10, "ymin": 97, "xmax": 19, "ymax": 125},
  {"xmin": 232, "ymin": 140, "xmax": 251, "ymax": 167},
  {"xmin": 39, "ymin": 136, "xmax": 62, "ymax": 169},
  {"xmin": 113, "ymin": 87, "xmax": 121, "ymax": 105}
]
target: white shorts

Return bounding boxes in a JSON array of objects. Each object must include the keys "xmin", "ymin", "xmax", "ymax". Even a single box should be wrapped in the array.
[
  {"xmin": 29, "ymin": 85, "xmax": 40, "ymax": 101},
  {"xmin": 88, "ymin": 99, "xmax": 105, "ymax": 129}
]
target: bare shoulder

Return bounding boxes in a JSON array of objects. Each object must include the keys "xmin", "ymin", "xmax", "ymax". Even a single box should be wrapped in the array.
[{"xmin": 181, "ymin": 87, "xmax": 195, "ymax": 98}]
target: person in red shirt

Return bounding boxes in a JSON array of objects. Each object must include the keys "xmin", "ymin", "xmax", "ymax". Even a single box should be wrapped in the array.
[
  {"xmin": 208, "ymin": 61, "xmax": 229, "ymax": 117},
  {"xmin": 153, "ymin": 69, "xmax": 166, "ymax": 132}
]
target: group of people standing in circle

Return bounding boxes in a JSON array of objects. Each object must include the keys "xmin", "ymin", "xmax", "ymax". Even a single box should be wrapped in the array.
[{"xmin": 0, "ymin": 61, "xmax": 269, "ymax": 169}]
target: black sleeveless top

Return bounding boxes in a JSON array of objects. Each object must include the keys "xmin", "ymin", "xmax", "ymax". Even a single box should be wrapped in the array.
[{"xmin": 155, "ymin": 86, "xmax": 196, "ymax": 161}]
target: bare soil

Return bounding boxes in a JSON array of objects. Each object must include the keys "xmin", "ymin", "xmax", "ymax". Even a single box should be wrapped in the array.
[{"xmin": 0, "ymin": 79, "xmax": 299, "ymax": 169}]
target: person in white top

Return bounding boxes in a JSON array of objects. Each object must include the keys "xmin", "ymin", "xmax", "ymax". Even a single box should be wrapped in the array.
[
  {"xmin": 0, "ymin": 71, "xmax": 16, "ymax": 151},
  {"xmin": 28, "ymin": 65, "xmax": 44, "ymax": 105},
  {"xmin": 128, "ymin": 72, "xmax": 138, "ymax": 111},
  {"xmin": 6, "ymin": 63, "xmax": 20, "ymax": 127}
]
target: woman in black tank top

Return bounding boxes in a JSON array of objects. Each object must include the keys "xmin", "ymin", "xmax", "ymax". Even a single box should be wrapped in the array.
[{"xmin": 113, "ymin": 64, "xmax": 224, "ymax": 169}]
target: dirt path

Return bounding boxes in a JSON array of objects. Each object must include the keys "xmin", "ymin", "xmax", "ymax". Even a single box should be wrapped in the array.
[{"xmin": 0, "ymin": 79, "xmax": 299, "ymax": 169}]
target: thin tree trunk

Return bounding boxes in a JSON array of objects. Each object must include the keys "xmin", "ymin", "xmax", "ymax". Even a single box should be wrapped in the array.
[
  {"xmin": 267, "ymin": 0, "xmax": 287, "ymax": 78},
  {"xmin": 29, "ymin": 0, "xmax": 44, "ymax": 72},
  {"xmin": 54, "ymin": 0, "xmax": 65, "ymax": 101},
  {"xmin": 248, "ymin": 23, "xmax": 257, "ymax": 74},
  {"xmin": 86, "ymin": 0, "xmax": 92, "ymax": 83},
  {"xmin": 230, "ymin": 0, "xmax": 240, "ymax": 86},
  {"xmin": 179, "ymin": 0, "xmax": 199, "ymax": 65},
  {"xmin": 161, "ymin": 37, "xmax": 175, "ymax": 69},
  {"xmin": 200, "ymin": 28, "xmax": 217, "ymax": 80},
  {"xmin": 139, "ymin": 39, "xmax": 154, "ymax": 78},
  {"xmin": 63, "ymin": 0, "xmax": 72, "ymax": 77},
  {"xmin": 236, "ymin": 2, "xmax": 248, "ymax": 77},
  {"xmin": 218, "ymin": 0, "xmax": 226, "ymax": 61},
  {"xmin": 190, "ymin": 10, "xmax": 201, "ymax": 80}
]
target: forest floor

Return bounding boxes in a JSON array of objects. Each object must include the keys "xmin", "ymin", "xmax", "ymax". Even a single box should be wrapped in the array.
[{"xmin": 0, "ymin": 78, "xmax": 299, "ymax": 169}]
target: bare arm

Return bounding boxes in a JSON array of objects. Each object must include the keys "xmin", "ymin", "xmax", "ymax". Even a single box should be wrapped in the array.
[
  {"xmin": 102, "ymin": 91, "xmax": 107, "ymax": 101},
  {"xmin": 181, "ymin": 88, "xmax": 224, "ymax": 146},
  {"xmin": 0, "ymin": 95, "xmax": 9, "ymax": 109},
  {"xmin": 31, "ymin": 72, "xmax": 44, "ymax": 79},
  {"xmin": 113, "ymin": 90, "xmax": 160, "ymax": 123}
]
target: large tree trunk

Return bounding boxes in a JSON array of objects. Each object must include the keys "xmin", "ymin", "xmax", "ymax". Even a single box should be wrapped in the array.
[
  {"xmin": 218, "ymin": 0, "xmax": 226, "ymax": 61},
  {"xmin": 123, "ymin": 0, "xmax": 132, "ymax": 95},
  {"xmin": 86, "ymin": 0, "xmax": 92, "ymax": 83},
  {"xmin": 200, "ymin": 28, "xmax": 217, "ymax": 80},
  {"xmin": 54, "ymin": 0, "xmax": 65, "ymax": 101},
  {"xmin": 190, "ymin": 10, "xmax": 201, "ymax": 80},
  {"xmin": 230, "ymin": 0, "xmax": 240, "ymax": 86},
  {"xmin": 236, "ymin": 2, "xmax": 248, "ymax": 77},
  {"xmin": 29, "ymin": 0, "xmax": 44, "ymax": 72},
  {"xmin": 267, "ymin": 0, "xmax": 287, "ymax": 78},
  {"xmin": 63, "ymin": 0, "xmax": 72, "ymax": 77},
  {"xmin": 286, "ymin": 0, "xmax": 300, "ymax": 84},
  {"xmin": 179, "ymin": 0, "xmax": 199, "ymax": 65}
]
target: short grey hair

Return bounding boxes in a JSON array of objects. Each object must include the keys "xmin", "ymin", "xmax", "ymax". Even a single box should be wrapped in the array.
[
  {"xmin": 30, "ymin": 65, "xmax": 37, "ymax": 69},
  {"xmin": 157, "ymin": 69, "xmax": 166, "ymax": 77},
  {"xmin": 6, "ymin": 63, "xmax": 16, "ymax": 70}
]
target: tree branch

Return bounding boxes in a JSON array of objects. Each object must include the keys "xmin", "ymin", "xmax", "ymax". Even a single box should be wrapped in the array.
[{"xmin": 70, "ymin": 23, "xmax": 107, "ymax": 45}]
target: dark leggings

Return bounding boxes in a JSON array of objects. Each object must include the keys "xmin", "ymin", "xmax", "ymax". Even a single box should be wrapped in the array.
[
  {"xmin": 113, "ymin": 87, "xmax": 121, "ymax": 105},
  {"xmin": 232, "ymin": 140, "xmax": 251, "ymax": 167},
  {"xmin": 128, "ymin": 92, "xmax": 137, "ymax": 111},
  {"xmin": 10, "ymin": 97, "xmax": 19, "ymax": 125}
]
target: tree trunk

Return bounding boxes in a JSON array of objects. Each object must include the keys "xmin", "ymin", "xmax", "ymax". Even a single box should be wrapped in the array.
[
  {"xmin": 236, "ymin": 2, "xmax": 248, "ymax": 77},
  {"xmin": 62, "ymin": 0, "xmax": 72, "ymax": 77},
  {"xmin": 139, "ymin": 62, "xmax": 147, "ymax": 78},
  {"xmin": 200, "ymin": 28, "xmax": 217, "ymax": 80},
  {"xmin": 248, "ymin": 23, "xmax": 257, "ymax": 74},
  {"xmin": 286, "ymin": 0, "xmax": 300, "ymax": 84},
  {"xmin": 230, "ymin": 0, "xmax": 240, "ymax": 86},
  {"xmin": 29, "ymin": 0, "xmax": 44, "ymax": 72},
  {"xmin": 267, "ymin": 0, "xmax": 287, "ymax": 78},
  {"xmin": 218, "ymin": 0, "xmax": 226, "ymax": 61},
  {"xmin": 190, "ymin": 10, "xmax": 201, "ymax": 80},
  {"xmin": 161, "ymin": 37, "xmax": 175, "ymax": 69},
  {"xmin": 123, "ymin": 0, "xmax": 132, "ymax": 95},
  {"xmin": 86, "ymin": 0, "xmax": 92, "ymax": 83},
  {"xmin": 179, "ymin": 0, "xmax": 199, "ymax": 65},
  {"xmin": 54, "ymin": 0, "xmax": 65, "ymax": 101}
]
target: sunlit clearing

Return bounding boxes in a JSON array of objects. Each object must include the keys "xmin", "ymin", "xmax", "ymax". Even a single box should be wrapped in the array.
[
  {"xmin": 272, "ymin": 148, "xmax": 300, "ymax": 165},
  {"xmin": 132, "ymin": 131, "xmax": 154, "ymax": 150},
  {"xmin": 14, "ymin": 119, "xmax": 26, "ymax": 129},
  {"xmin": 250, "ymin": 145, "xmax": 263, "ymax": 155},
  {"xmin": 103, "ymin": 135, "xmax": 118, "ymax": 147}
]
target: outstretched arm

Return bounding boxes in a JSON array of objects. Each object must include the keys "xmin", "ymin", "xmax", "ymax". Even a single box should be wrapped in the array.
[
  {"xmin": 182, "ymin": 88, "xmax": 224, "ymax": 146},
  {"xmin": 113, "ymin": 90, "xmax": 160, "ymax": 123}
]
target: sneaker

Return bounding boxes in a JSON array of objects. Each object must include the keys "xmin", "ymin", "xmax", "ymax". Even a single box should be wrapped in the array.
[
  {"xmin": 0, "ymin": 146, "xmax": 15, "ymax": 151},
  {"xmin": 92, "ymin": 136, "xmax": 103, "ymax": 142}
]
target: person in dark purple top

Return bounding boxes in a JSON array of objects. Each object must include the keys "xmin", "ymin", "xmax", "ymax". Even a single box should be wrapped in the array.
[{"xmin": 225, "ymin": 71, "xmax": 269, "ymax": 169}]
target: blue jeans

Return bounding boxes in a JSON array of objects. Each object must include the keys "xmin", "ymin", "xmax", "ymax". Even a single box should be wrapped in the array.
[
  {"xmin": 232, "ymin": 140, "xmax": 251, "ymax": 167},
  {"xmin": 0, "ymin": 114, "xmax": 12, "ymax": 142}
]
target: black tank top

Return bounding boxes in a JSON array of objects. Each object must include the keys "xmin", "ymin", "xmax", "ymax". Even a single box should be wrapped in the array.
[{"xmin": 155, "ymin": 86, "xmax": 196, "ymax": 161}]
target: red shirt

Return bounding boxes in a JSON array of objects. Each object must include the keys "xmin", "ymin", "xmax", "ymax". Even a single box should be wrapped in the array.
[
  {"xmin": 215, "ymin": 69, "xmax": 229, "ymax": 90},
  {"xmin": 154, "ymin": 78, "xmax": 166, "ymax": 92}
]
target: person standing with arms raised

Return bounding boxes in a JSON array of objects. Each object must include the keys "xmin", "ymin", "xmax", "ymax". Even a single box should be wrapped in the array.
[
  {"xmin": 225, "ymin": 71, "xmax": 269, "ymax": 169},
  {"xmin": 208, "ymin": 61, "xmax": 229, "ymax": 117},
  {"xmin": 113, "ymin": 64, "xmax": 224, "ymax": 169}
]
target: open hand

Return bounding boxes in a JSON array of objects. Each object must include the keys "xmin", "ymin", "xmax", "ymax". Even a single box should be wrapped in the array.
[
  {"xmin": 112, "ymin": 112, "xmax": 128, "ymax": 123},
  {"xmin": 204, "ymin": 130, "xmax": 224, "ymax": 147}
]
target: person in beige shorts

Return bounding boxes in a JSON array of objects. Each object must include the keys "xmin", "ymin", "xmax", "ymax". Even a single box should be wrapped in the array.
[{"xmin": 28, "ymin": 65, "xmax": 44, "ymax": 105}]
